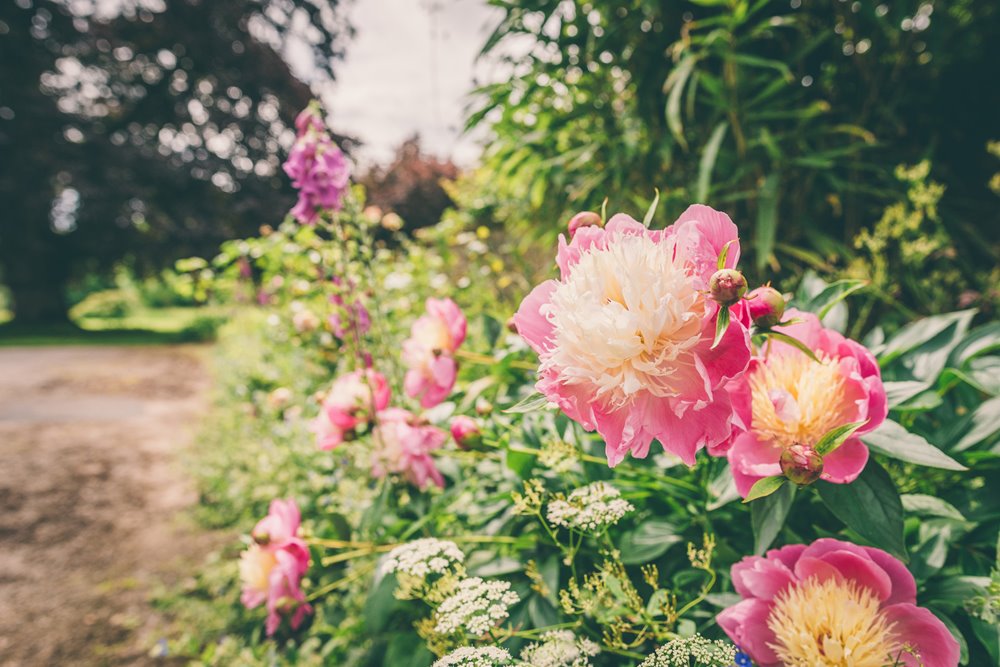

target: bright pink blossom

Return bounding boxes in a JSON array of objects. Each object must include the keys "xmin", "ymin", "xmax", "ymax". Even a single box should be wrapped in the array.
[
  {"xmin": 328, "ymin": 276, "xmax": 371, "ymax": 340},
  {"xmin": 371, "ymin": 408, "xmax": 447, "ymax": 489},
  {"xmin": 717, "ymin": 538, "xmax": 959, "ymax": 667},
  {"xmin": 402, "ymin": 298, "xmax": 467, "ymax": 408},
  {"xmin": 283, "ymin": 106, "xmax": 351, "ymax": 224},
  {"xmin": 513, "ymin": 205, "xmax": 752, "ymax": 467},
  {"xmin": 239, "ymin": 499, "xmax": 312, "ymax": 636},
  {"xmin": 312, "ymin": 369, "xmax": 391, "ymax": 450},
  {"xmin": 724, "ymin": 309, "xmax": 887, "ymax": 497}
]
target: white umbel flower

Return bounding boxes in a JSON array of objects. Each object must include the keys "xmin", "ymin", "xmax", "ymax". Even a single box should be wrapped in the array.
[
  {"xmin": 638, "ymin": 635, "xmax": 737, "ymax": 667},
  {"xmin": 519, "ymin": 630, "xmax": 600, "ymax": 667},
  {"xmin": 434, "ymin": 577, "xmax": 520, "ymax": 636},
  {"xmin": 381, "ymin": 538, "xmax": 465, "ymax": 579},
  {"xmin": 432, "ymin": 646, "xmax": 513, "ymax": 667},
  {"xmin": 546, "ymin": 482, "xmax": 634, "ymax": 532}
]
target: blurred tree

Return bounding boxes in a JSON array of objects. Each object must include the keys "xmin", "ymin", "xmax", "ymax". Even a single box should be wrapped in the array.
[
  {"xmin": 0, "ymin": 0, "xmax": 350, "ymax": 323},
  {"xmin": 359, "ymin": 135, "xmax": 459, "ymax": 234},
  {"xmin": 469, "ymin": 0, "xmax": 1000, "ymax": 300}
]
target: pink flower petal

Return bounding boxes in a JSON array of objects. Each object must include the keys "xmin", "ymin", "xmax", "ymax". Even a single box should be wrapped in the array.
[
  {"xmin": 717, "ymin": 598, "xmax": 780, "ymax": 666},
  {"xmin": 882, "ymin": 603, "xmax": 960, "ymax": 667},
  {"xmin": 731, "ymin": 555, "xmax": 797, "ymax": 601},
  {"xmin": 820, "ymin": 436, "xmax": 869, "ymax": 484},
  {"xmin": 512, "ymin": 280, "xmax": 558, "ymax": 354}
]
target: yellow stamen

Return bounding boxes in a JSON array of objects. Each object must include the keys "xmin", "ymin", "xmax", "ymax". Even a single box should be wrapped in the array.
[
  {"xmin": 749, "ymin": 352, "xmax": 850, "ymax": 449},
  {"xmin": 768, "ymin": 578, "xmax": 900, "ymax": 667}
]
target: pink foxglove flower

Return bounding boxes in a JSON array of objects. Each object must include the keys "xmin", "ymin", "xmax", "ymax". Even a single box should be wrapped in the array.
[
  {"xmin": 328, "ymin": 276, "xmax": 371, "ymax": 340},
  {"xmin": 312, "ymin": 369, "xmax": 391, "ymax": 450},
  {"xmin": 513, "ymin": 205, "xmax": 752, "ymax": 467},
  {"xmin": 283, "ymin": 105, "xmax": 351, "ymax": 224},
  {"xmin": 724, "ymin": 309, "xmax": 887, "ymax": 497},
  {"xmin": 717, "ymin": 538, "xmax": 959, "ymax": 667},
  {"xmin": 239, "ymin": 499, "xmax": 312, "ymax": 636},
  {"xmin": 402, "ymin": 298, "xmax": 467, "ymax": 408},
  {"xmin": 371, "ymin": 408, "xmax": 447, "ymax": 490}
]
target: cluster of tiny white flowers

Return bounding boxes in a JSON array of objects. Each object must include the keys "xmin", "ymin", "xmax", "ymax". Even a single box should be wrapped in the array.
[
  {"xmin": 638, "ymin": 635, "xmax": 737, "ymax": 667},
  {"xmin": 432, "ymin": 646, "xmax": 513, "ymax": 667},
  {"xmin": 546, "ymin": 482, "xmax": 634, "ymax": 532},
  {"xmin": 434, "ymin": 577, "xmax": 520, "ymax": 636},
  {"xmin": 381, "ymin": 538, "xmax": 465, "ymax": 579},
  {"xmin": 519, "ymin": 630, "xmax": 600, "ymax": 667}
]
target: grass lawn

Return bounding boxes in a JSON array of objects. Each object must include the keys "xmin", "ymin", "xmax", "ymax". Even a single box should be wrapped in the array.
[{"xmin": 0, "ymin": 306, "xmax": 228, "ymax": 346}]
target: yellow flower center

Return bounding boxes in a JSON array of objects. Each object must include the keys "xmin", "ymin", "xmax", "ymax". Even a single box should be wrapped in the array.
[
  {"xmin": 749, "ymin": 352, "xmax": 850, "ymax": 449},
  {"xmin": 239, "ymin": 544, "xmax": 278, "ymax": 593},
  {"xmin": 768, "ymin": 578, "xmax": 900, "ymax": 667}
]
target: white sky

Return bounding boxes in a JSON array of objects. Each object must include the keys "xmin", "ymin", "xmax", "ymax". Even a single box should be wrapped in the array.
[{"xmin": 320, "ymin": 0, "xmax": 502, "ymax": 167}]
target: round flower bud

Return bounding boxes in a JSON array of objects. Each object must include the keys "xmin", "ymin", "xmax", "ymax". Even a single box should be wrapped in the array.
[
  {"xmin": 450, "ymin": 415, "xmax": 483, "ymax": 451},
  {"xmin": 709, "ymin": 269, "xmax": 748, "ymax": 306},
  {"xmin": 746, "ymin": 285, "xmax": 786, "ymax": 329},
  {"xmin": 567, "ymin": 211, "xmax": 603, "ymax": 237},
  {"xmin": 779, "ymin": 444, "xmax": 824, "ymax": 486},
  {"xmin": 475, "ymin": 398, "xmax": 494, "ymax": 416}
]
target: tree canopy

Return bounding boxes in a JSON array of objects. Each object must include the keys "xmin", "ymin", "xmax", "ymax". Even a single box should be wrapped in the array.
[{"xmin": 0, "ymin": 0, "xmax": 350, "ymax": 322}]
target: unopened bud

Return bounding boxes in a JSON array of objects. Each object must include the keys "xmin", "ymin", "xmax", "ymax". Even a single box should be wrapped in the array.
[
  {"xmin": 746, "ymin": 285, "xmax": 786, "ymax": 329},
  {"xmin": 709, "ymin": 269, "xmax": 748, "ymax": 306},
  {"xmin": 475, "ymin": 398, "xmax": 494, "ymax": 416},
  {"xmin": 505, "ymin": 317, "xmax": 518, "ymax": 334},
  {"xmin": 450, "ymin": 415, "xmax": 483, "ymax": 451},
  {"xmin": 567, "ymin": 211, "xmax": 603, "ymax": 237},
  {"xmin": 252, "ymin": 530, "xmax": 271, "ymax": 546},
  {"xmin": 780, "ymin": 444, "xmax": 824, "ymax": 486}
]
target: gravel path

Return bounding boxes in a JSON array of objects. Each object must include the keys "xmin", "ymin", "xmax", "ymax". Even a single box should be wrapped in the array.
[{"xmin": 0, "ymin": 345, "xmax": 221, "ymax": 666}]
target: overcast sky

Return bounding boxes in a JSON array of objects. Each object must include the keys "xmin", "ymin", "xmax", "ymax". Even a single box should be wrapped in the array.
[{"xmin": 319, "ymin": 0, "xmax": 501, "ymax": 167}]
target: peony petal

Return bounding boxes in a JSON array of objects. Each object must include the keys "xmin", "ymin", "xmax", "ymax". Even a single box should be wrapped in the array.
[
  {"xmin": 863, "ymin": 546, "xmax": 917, "ymax": 606},
  {"xmin": 882, "ymin": 603, "xmax": 961, "ymax": 667},
  {"xmin": 717, "ymin": 598, "xmax": 781, "ymax": 667},
  {"xmin": 731, "ymin": 555, "xmax": 797, "ymax": 601},
  {"xmin": 671, "ymin": 204, "xmax": 742, "ymax": 283},
  {"xmin": 793, "ymin": 556, "xmax": 847, "ymax": 586},
  {"xmin": 513, "ymin": 280, "xmax": 558, "ymax": 354},
  {"xmin": 820, "ymin": 436, "xmax": 869, "ymax": 484},
  {"xmin": 815, "ymin": 549, "xmax": 893, "ymax": 601}
]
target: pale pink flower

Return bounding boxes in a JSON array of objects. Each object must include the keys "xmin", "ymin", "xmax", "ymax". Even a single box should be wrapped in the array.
[
  {"xmin": 239, "ymin": 499, "xmax": 312, "ymax": 636},
  {"xmin": 402, "ymin": 298, "xmax": 467, "ymax": 408},
  {"xmin": 513, "ymin": 205, "xmax": 752, "ymax": 467},
  {"xmin": 371, "ymin": 408, "xmax": 447, "ymax": 490},
  {"xmin": 717, "ymin": 538, "xmax": 959, "ymax": 667},
  {"xmin": 312, "ymin": 369, "xmax": 391, "ymax": 450},
  {"xmin": 724, "ymin": 309, "xmax": 887, "ymax": 497}
]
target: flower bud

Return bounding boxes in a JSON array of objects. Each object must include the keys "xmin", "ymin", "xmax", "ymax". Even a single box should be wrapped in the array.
[
  {"xmin": 780, "ymin": 444, "xmax": 824, "ymax": 486},
  {"xmin": 709, "ymin": 269, "xmax": 748, "ymax": 306},
  {"xmin": 475, "ymin": 398, "xmax": 494, "ymax": 416},
  {"xmin": 746, "ymin": 285, "xmax": 786, "ymax": 329},
  {"xmin": 567, "ymin": 211, "xmax": 603, "ymax": 237},
  {"xmin": 505, "ymin": 317, "xmax": 518, "ymax": 334},
  {"xmin": 251, "ymin": 530, "xmax": 271, "ymax": 546},
  {"xmin": 450, "ymin": 415, "xmax": 483, "ymax": 451}
]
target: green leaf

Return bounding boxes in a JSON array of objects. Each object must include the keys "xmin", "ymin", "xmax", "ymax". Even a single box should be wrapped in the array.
[
  {"xmin": 801, "ymin": 279, "xmax": 867, "ymax": 321},
  {"xmin": 504, "ymin": 391, "xmax": 549, "ymax": 414},
  {"xmin": 879, "ymin": 310, "xmax": 976, "ymax": 367},
  {"xmin": 754, "ymin": 174, "xmax": 780, "ymax": 271},
  {"xmin": 751, "ymin": 482, "xmax": 795, "ymax": 554},
  {"xmin": 817, "ymin": 459, "xmax": 906, "ymax": 559},
  {"xmin": 900, "ymin": 494, "xmax": 966, "ymax": 522},
  {"xmin": 505, "ymin": 446, "xmax": 537, "ymax": 479},
  {"xmin": 642, "ymin": 188, "xmax": 660, "ymax": 228},
  {"xmin": 717, "ymin": 240, "xmax": 735, "ymax": 271},
  {"xmin": 862, "ymin": 420, "xmax": 966, "ymax": 470},
  {"xmin": 619, "ymin": 520, "xmax": 684, "ymax": 564},
  {"xmin": 883, "ymin": 380, "xmax": 932, "ymax": 409},
  {"xmin": 743, "ymin": 475, "xmax": 786, "ymax": 503},
  {"xmin": 711, "ymin": 306, "xmax": 730, "ymax": 350},
  {"xmin": 764, "ymin": 330, "xmax": 820, "ymax": 362},
  {"xmin": 664, "ymin": 57, "xmax": 695, "ymax": 150},
  {"xmin": 697, "ymin": 122, "xmax": 728, "ymax": 202},
  {"xmin": 953, "ymin": 395, "xmax": 1000, "ymax": 452},
  {"xmin": 815, "ymin": 419, "xmax": 868, "ymax": 456}
]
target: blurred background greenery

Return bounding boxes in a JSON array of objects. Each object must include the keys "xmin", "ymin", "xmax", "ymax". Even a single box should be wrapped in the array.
[{"xmin": 1, "ymin": 0, "xmax": 998, "ymax": 337}]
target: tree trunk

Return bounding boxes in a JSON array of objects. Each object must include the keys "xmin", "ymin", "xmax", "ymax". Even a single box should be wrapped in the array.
[
  {"xmin": 2, "ymin": 226, "xmax": 72, "ymax": 325},
  {"xmin": 6, "ymin": 277, "xmax": 70, "ymax": 324}
]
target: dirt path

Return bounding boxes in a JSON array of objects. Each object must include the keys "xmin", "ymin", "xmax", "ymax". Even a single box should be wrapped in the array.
[{"xmin": 0, "ymin": 345, "xmax": 222, "ymax": 666}]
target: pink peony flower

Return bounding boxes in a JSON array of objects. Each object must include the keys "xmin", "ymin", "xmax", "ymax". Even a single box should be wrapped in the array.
[
  {"xmin": 717, "ymin": 538, "xmax": 959, "ymax": 667},
  {"xmin": 371, "ymin": 408, "xmax": 447, "ymax": 489},
  {"xmin": 513, "ymin": 205, "xmax": 752, "ymax": 467},
  {"xmin": 239, "ymin": 499, "xmax": 312, "ymax": 636},
  {"xmin": 312, "ymin": 369, "xmax": 391, "ymax": 450},
  {"xmin": 402, "ymin": 298, "xmax": 467, "ymax": 409},
  {"xmin": 724, "ymin": 309, "xmax": 887, "ymax": 497},
  {"xmin": 450, "ymin": 414, "xmax": 482, "ymax": 450},
  {"xmin": 283, "ymin": 107, "xmax": 351, "ymax": 224}
]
